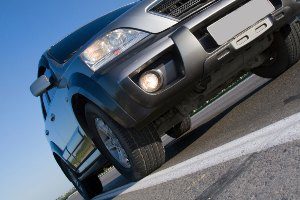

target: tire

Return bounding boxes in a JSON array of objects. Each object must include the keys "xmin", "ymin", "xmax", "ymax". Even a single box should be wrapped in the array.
[
  {"xmin": 166, "ymin": 116, "xmax": 191, "ymax": 138},
  {"xmin": 58, "ymin": 159, "xmax": 103, "ymax": 200},
  {"xmin": 85, "ymin": 103, "xmax": 165, "ymax": 181},
  {"xmin": 253, "ymin": 20, "xmax": 300, "ymax": 78}
]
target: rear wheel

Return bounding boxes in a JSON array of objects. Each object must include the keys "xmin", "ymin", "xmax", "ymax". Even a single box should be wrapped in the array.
[
  {"xmin": 58, "ymin": 159, "xmax": 103, "ymax": 200},
  {"xmin": 166, "ymin": 116, "xmax": 191, "ymax": 138},
  {"xmin": 253, "ymin": 20, "xmax": 300, "ymax": 78},
  {"xmin": 85, "ymin": 103, "xmax": 165, "ymax": 181}
]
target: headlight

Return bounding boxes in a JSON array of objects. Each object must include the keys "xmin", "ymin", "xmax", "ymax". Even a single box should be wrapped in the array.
[{"xmin": 80, "ymin": 29, "xmax": 149, "ymax": 71}]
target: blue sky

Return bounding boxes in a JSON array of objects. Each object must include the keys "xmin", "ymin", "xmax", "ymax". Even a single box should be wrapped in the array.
[{"xmin": 0, "ymin": 0, "xmax": 134, "ymax": 199}]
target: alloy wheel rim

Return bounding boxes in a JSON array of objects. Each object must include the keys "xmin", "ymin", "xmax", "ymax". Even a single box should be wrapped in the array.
[{"xmin": 95, "ymin": 118, "xmax": 131, "ymax": 168}]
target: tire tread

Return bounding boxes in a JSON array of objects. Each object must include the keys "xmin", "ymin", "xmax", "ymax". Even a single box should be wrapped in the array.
[{"xmin": 85, "ymin": 103, "xmax": 165, "ymax": 181}]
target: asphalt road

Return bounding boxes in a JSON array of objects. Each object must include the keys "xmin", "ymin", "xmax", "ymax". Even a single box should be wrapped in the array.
[{"xmin": 69, "ymin": 61, "xmax": 300, "ymax": 200}]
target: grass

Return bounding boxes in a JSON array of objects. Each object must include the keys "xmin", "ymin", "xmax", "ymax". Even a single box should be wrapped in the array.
[{"xmin": 56, "ymin": 188, "xmax": 76, "ymax": 200}]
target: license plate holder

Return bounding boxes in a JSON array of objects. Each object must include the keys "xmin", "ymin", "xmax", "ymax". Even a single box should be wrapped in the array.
[{"xmin": 207, "ymin": 0, "xmax": 275, "ymax": 45}]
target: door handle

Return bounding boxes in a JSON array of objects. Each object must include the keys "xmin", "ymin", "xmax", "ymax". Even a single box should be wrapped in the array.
[{"xmin": 50, "ymin": 114, "xmax": 56, "ymax": 122}]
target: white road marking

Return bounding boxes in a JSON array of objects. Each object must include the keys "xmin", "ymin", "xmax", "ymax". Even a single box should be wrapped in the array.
[{"xmin": 94, "ymin": 112, "xmax": 300, "ymax": 200}]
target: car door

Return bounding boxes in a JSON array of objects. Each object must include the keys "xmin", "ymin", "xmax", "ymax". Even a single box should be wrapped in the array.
[{"xmin": 42, "ymin": 68, "xmax": 96, "ymax": 172}]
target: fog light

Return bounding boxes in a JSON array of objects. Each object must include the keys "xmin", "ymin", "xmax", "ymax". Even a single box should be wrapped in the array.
[{"xmin": 139, "ymin": 70, "xmax": 163, "ymax": 93}]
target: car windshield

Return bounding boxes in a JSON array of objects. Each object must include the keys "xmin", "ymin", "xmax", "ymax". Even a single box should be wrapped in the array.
[{"xmin": 48, "ymin": 3, "xmax": 136, "ymax": 64}]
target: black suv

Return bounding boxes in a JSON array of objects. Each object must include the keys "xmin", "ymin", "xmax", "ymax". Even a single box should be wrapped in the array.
[{"xmin": 30, "ymin": 0, "xmax": 300, "ymax": 199}]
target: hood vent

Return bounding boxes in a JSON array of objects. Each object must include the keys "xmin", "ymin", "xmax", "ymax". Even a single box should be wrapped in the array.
[{"xmin": 149, "ymin": 0, "xmax": 217, "ymax": 20}]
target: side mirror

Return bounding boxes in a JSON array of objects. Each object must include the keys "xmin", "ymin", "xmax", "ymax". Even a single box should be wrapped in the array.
[{"xmin": 30, "ymin": 75, "xmax": 52, "ymax": 97}]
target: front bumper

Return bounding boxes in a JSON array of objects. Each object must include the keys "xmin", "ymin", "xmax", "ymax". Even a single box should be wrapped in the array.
[{"xmin": 93, "ymin": 0, "xmax": 300, "ymax": 127}]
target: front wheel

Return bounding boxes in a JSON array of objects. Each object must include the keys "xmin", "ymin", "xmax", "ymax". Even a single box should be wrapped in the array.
[
  {"xmin": 85, "ymin": 103, "xmax": 165, "ymax": 181},
  {"xmin": 58, "ymin": 159, "xmax": 103, "ymax": 200}
]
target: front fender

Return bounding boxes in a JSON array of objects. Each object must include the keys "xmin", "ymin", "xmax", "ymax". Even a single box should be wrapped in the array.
[{"xmin": 67, "ymin": 73, "xmax": 136, "ymax": 128}]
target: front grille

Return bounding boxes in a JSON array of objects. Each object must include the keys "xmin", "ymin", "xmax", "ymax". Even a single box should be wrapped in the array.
[{"xmin": 149, "ymin": 0, "xmax": 217, "ymax": 20}]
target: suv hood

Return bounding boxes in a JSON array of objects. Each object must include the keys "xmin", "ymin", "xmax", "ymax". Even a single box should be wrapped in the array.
[{"xmin": 102, "ymin": 0, "xmax": 178, "ymax": 34}]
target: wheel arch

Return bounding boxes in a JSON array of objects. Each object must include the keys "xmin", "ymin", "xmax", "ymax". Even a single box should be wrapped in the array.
[
  {"xmin": 53, "ymin": 152, "xmax": 62, "ymax": 165},
  {"xmin": 67, "ymin": 73, "xmax": 136, "ymax": 129},
  {"xmin": 71, "ymin": 93, "xmax": 93, "ymax": 139},
  {"xmin": 51, "ymin": 142, "xmax": 77, "ymax": 171},
  {"xmin": 49, "ymin": 142, "xmax": 67, "ymax": 168}
]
